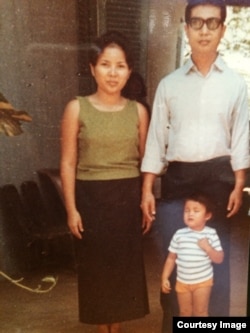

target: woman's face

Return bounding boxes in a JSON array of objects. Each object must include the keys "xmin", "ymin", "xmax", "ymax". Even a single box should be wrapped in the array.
[{"xmin": 90, "ymin": 44, "xmax": 131, "ymax": 96}]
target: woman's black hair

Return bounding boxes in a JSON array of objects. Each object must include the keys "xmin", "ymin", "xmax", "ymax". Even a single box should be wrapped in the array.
[
  {"xmin": 185, "ymin": 0, "xmax": 227, "ymax": 24},
  {"xmin": 122, "ymin": 71, "xmax": 151, "ymax": 115},
  {"xmin": 88, "ymin": 30, "xmax": 134, "ymax": 69}
]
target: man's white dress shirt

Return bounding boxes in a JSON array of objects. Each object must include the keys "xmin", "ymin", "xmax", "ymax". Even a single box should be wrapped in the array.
[{"xmin": 141, "ymin": 55, "xmax": 250, "ymax": 174}]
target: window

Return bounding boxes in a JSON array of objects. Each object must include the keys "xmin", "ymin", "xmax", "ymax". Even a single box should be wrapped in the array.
[{"xmin": 77, "ymin": 0, "xmax": 149, "ymax": 95}]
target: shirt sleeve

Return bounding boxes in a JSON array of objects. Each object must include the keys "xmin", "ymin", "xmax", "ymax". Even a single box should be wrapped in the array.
[
  {"xmin": 141, "ymin": 79, "xmax": 169, "ymax": 174},
  {"xmin": 230, "ymin": 77, "xmax": 250, "ymax": 171},
  {"xmin": 168, "ymin": 232, "xmax": 178, "ymax": 253},
  {"xmin": 210, "ymin": 231, "xmax": 223, "ymax": 252}
]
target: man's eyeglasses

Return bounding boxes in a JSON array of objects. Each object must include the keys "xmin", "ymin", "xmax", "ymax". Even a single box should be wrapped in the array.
[{"xmin": 188, "ymin": 17, "xmax": 222, "ymax": 31}]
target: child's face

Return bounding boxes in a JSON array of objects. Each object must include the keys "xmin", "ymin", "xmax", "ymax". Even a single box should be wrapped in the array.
[{"xmin": 183, "ymin": 199, "xmax": 212, "ymax": 231}]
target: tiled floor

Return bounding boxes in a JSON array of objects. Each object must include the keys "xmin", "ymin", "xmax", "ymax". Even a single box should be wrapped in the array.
[{"xmin": 0, "ymin": 212, "xmax": 249, "ymax": 333}]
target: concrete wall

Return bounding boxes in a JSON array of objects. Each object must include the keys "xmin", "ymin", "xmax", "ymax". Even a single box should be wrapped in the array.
[
  {"xmin": 146, "ymin": 0, "xmax": 185, "ymax": 105},
  {"xmin": 0, "ymin": 0, "xmax": 79, "ymax": 187}
]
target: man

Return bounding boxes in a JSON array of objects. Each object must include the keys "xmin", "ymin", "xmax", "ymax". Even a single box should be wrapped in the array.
[{"xmin": 141, "ymin": 0, "xmax": 249, "ymax": 331}]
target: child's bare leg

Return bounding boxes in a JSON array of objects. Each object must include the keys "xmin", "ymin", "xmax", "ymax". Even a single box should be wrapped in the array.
[
  {"xmin": 177, "ymin": 291, "xmax": 193, "ymax": 316},
  {"xmin": 193, "ymin": 286, "xmax": 212, "ymax": 316}
]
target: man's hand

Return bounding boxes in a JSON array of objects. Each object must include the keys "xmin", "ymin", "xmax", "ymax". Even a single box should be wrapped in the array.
[
  {"xmin": 141, "ymin": 173, "xmax": 157, "ymax": 233},
  {"xmin": 227, "ymin": 169, "xmax": 246, "ymax": 218},
  {"xmin": 226, "ymin": 188, "xmax": 243, "ymax": 218},
  {"xmin": 141, "ymin": 191, "xmax": 156, "ymax": 225},
  {"xmin": 142, "ymin": 215, "xmax": 154, "ymax": 234}
]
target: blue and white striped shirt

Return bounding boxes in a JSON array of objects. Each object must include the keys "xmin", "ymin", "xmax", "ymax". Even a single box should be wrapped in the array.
[{"xmin": 169, "ymin": 226, "xmax": 223, "ymax": 284}]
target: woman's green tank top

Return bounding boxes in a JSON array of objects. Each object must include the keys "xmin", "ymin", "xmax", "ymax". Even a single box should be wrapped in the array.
[{"xmin": 76, "ymin": 96, "xmax": 140, "ymax": 180}]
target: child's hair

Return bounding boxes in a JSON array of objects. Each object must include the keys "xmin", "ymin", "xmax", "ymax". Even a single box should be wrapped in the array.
[
  {"xmin": 88, "ymin": 30, "xmax": 134, "ymax": 69},
  {"xmin": 185, "ymin": 192, "xmax": 214, "ymax": 214}
]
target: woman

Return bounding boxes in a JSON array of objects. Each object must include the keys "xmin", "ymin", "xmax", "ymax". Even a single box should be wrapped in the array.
[{"xmin": 60, "ymin": 31, "xmax": 150, "ymax": 333}]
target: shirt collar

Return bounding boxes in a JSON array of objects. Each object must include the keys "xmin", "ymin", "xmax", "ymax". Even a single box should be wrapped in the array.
[{"xmin": 183, "ymin": 54, "xmax": 225, "ymax": 75}]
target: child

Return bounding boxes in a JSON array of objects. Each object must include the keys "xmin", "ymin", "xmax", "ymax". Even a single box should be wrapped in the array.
[{"xmin": 161, "ymin": 193, "xmax": 224, "ymax": 317}]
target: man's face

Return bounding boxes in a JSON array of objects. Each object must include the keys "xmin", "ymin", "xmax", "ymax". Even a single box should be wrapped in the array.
[{"xmin": 185, "ymin": 4, "xmax": 226, "ymax": 56}]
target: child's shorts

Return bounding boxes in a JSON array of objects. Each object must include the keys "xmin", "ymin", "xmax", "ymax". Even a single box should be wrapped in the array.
[{"xmin": 175, "ymin": 278, "xmax": 213, "ymax": 293}]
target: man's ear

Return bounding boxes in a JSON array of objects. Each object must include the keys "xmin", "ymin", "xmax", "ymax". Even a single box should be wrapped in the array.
[
  {"xmin": 221, "ymin": 24, "xmax": 226, "ymax": 39},
  {"xmin": 184, "ymin": 23, "xmax": 188, "ymax": 35}
]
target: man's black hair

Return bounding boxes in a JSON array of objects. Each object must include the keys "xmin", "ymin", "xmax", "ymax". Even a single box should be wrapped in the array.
[{"xmin": 185, "ymin": 0, "xmax": 227, "ymax": 24}]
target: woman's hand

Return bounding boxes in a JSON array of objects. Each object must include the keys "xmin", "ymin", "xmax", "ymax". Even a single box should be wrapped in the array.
[{"xmin": 68, "ymin": 210, "xmax": 84, "ymax": 239}]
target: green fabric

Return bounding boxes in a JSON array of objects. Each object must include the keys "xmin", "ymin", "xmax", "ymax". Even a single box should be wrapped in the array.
[{"xmin": 76, "ymin": 96, "xmax": 140, "ymax": 180}]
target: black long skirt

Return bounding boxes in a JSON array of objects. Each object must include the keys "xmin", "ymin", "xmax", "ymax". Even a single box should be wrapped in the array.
[{"xmin": 75, "ymin": 177, "xmax": 149, "ymax": 325}]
